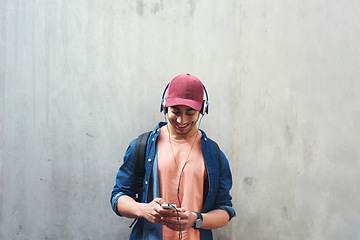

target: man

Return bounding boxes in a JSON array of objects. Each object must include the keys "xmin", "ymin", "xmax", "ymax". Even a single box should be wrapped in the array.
[{"xmin": 111, "ymin": 74, "xmax": 235, "ymax": 239}]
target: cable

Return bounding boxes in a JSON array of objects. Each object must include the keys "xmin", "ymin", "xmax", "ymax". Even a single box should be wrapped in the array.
[
  {"xmin": 175, "ymin": 209, "xmax": 182, "ymax": 240},
  {"xmin": 164, "ymin": 112, "xmax": 204, "ymax": 240}
]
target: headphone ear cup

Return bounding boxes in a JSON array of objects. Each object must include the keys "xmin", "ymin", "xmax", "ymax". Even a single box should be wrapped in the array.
[
  {"xmin": 160, "ymin": 83, "xmax": 170, "ymax": 113},
  {"xmin": 160, "ymin": 98, "xmax": 168, "ymax": 113},
  {"xmin": 201, "ymin": 100, "xmax": 208, "ymax": 115}
]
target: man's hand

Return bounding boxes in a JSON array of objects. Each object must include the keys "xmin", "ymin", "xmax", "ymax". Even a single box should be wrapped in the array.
[
  {"xmin": 137, "ymin": 198, "xmax": 167, "ymax": 224},
  {"xmin": 137, "ymin": 198, "xmax": 178, "ymax": 224},
  {"xmin": 160, "ymin": 208, "xmax": 197, "ymax": 231}
]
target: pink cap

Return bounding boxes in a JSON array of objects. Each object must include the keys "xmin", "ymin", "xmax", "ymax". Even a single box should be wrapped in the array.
[{"xmin": 166, "ymin": 74, "xmax": 204, "ymax": 111}]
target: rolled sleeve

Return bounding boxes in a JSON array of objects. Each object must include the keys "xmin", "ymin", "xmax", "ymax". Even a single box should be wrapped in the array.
[
  {"xmin": 111, "ymin": 192, "xmax": 127, "ymax": 216},
  {"xmin": 110, "ymin": 140, "xmax": 137, "ymax": 216},
  {"xmin": 218, "ymin": 205, "xmax": 236, "ymax": 221}
]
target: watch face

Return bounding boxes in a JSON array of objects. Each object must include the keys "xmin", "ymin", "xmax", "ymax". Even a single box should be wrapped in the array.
[{"xmin": 195, "ymin": 219, "xmax": 203, "ymax": 228}]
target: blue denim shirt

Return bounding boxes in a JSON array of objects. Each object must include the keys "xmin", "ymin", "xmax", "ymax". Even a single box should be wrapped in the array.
[{"xmin": 111, "ymin": 122, "xmax": 236, "ymax": 240}]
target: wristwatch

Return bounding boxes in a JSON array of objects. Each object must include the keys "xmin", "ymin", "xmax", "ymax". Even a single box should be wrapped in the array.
[{"xmin": 193, "ymin": 212, "xmax": 203, "ymax": 229}]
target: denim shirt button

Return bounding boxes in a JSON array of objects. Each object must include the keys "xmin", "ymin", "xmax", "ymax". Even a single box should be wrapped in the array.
[
  {"xmin": 148, "ymin": 158, "xmax": 152, "ymax": 162},
  {"xmin": 145, "ymin": 181, "xmax": 148, "ymax": 185}
]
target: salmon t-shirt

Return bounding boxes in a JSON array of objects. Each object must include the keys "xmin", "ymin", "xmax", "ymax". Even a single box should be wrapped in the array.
[{"xmin": 157, "ymin": 126, "xmax": 207, "ymax": 240}]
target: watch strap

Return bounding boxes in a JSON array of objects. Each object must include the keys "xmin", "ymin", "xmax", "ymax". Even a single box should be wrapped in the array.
[{"xmin": 193, "ymin": 212, "xmax": 203, "ymax": 229}]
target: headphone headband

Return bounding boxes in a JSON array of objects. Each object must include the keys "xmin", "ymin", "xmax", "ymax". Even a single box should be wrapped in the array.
[{"xmin": 160, "ymin": 82, "xmax": 209, "ymax": 115}]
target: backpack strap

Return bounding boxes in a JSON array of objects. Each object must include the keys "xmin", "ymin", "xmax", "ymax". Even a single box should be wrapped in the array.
[
  {"xmin": 201, "ymin": 138, "xmax": 222, "ymax": 206},
  {"xmin": 129, "ymin": 131, "xmax": 151, "ymax": 228},
  {"xmin": 209, "ymin": 138, "xmax": 221, "ymax": 168},
  {"xmin": 134, "ymin": 131, "xmax": 151, "ymax": 202}
]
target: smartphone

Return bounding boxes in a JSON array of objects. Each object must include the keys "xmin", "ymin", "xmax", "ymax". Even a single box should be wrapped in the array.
[{"xmin": 161, "ymin": 203, "xmax": 177, "ymax": 211}]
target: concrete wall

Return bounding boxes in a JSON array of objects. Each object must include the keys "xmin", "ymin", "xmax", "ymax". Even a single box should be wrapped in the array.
[{"xmin": 1, "ymin": 0, "xmax": 360, "ymax": 239}]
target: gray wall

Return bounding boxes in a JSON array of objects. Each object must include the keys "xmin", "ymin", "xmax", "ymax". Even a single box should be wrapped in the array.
[{"xmin": 1, "ymin": 0, "xmax": 360, "ymax": 239}]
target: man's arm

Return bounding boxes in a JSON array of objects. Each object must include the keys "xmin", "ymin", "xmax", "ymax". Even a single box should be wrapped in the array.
[
  {"xmin": 117, "ymin": 195, "xmax": 172, "ymax": 224},
  {"xmin": 201, "ymin": 209, "xmax": 229, "ymax": 229},
  {"xmin": 117, "ymin": 195, "xmax": 144, "ymax": 219},
  {"xmin": 161, "ymin": 208, "xmax": 229, "ymax": 231}
]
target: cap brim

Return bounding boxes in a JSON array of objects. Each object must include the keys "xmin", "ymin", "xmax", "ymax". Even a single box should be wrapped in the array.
[{"xmin": 166, "ymin": 98, "xmax": 202, "ymax": 111}]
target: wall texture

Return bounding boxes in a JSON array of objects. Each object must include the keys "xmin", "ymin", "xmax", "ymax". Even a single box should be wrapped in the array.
[{"xmin": 1, "ymin": 0, "xmax": 360, "ymax": 239}]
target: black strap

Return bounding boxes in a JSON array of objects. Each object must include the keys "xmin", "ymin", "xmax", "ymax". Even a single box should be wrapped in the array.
[
  {"xmin": 209, "ymin": 138, "xmax": 221, "ymax": 168},
  {"xmin": 129, "ymin": 131, "xmax": 151, "ymax": 228},
  {"xmin": 134, "ymin": 131, "xmax": 151, "ymax": 202}
]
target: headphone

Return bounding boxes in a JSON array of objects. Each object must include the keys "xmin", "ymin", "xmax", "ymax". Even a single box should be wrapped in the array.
[{"xmin": 160, "ymin": 83, "xmax": 209, "ymax": 115}]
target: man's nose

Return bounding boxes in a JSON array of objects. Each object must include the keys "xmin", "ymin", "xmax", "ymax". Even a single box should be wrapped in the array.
[{"xmin": 177, "ymin": 113, "xmax": 185, "ymax": 124}]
